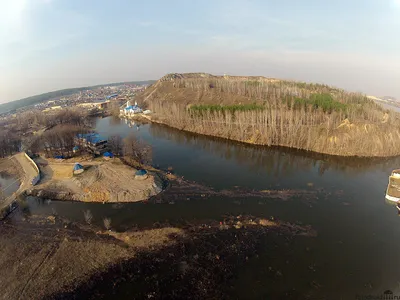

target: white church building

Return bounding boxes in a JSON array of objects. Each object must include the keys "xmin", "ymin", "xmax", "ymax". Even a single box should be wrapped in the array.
[{"xmin": 120, "ymin": 101, "xmax": 143, "ymax": 117}]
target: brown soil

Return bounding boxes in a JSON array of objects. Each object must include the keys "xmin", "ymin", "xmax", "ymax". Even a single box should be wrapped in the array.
[
  {"xmin": 0, "ymin": 212, "xmax": 317, "ymax": 300},
  {"xmin": 0, "ymin": 158, "xmax": 23, "ymax": 180},
  {"xmin": 151, "ymin": 175, "xmax": 326, "ymax": 206},
  {"xmin": 29, "ymin": 157, "xmax": 164, "ymax": 203},
  {"xmin": 0, "ymin": 215, "xmax": 181, "ymax": 300}
]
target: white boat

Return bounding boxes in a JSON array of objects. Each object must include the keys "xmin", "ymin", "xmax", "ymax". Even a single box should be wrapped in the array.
[{"xmin": 385, "ymin": 169, "xmax": 400, "ymax": 202}]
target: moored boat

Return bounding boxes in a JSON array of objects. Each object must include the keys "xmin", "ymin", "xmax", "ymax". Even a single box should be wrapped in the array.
[{"xmin": 386, "ymin": 169, "xmax": 400, "ymax": 202}]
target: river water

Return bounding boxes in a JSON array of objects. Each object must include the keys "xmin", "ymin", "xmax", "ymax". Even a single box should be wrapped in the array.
[
  {"xmin": 24, "ymin": 116, "xmax": 400, "ymax": 298},
  {"xmin": 0, "ymin": 172, "xmax": 19, "ymax": 198}
]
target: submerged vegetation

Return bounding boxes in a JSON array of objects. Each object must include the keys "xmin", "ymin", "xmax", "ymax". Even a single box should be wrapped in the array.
[{"xmin": 137, "ymin": 73, "xmax": 400, "ymax": 157}]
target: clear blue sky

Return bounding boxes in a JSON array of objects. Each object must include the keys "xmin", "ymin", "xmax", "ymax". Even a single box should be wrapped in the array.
[{"xmin": 1, "ymin": 0, "xmax": 400, "ymax": 102}]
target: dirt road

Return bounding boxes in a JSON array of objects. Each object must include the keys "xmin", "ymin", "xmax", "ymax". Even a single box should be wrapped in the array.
[{"xmin": 0, "ymin": 153, "xmax": 39, "ymax": 212}]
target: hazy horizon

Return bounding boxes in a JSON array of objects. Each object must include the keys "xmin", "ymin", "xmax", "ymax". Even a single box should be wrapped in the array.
[
  {"xmin": 0, "ymin": 79, "xmax": 156, "ymax": 105},
  {"xmin": 1, "ymin": 0, "xmax": 400, "ymax": 103}
]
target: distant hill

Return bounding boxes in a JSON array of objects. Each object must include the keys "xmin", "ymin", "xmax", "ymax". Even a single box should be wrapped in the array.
[
  {"xmin": 0, "ymin": 80, "xmax": 155, "ymax": 114},
  {"xmin": 136, "ymin": 72, "xmax": 400, "ymax": 157},
  {"xmin": 381, "ymin": 96, "xmax": 398, "ymax": 102}
]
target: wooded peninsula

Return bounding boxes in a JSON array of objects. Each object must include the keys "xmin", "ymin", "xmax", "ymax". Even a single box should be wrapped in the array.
[{"xmin": 135, "ymin": 73, "xmax": 399, "ymax": 157}]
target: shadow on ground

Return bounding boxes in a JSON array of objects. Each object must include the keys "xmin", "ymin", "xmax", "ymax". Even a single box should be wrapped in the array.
[{"xmin": 44, "ymin": 216, "xmax": 316, "ymax": 300}]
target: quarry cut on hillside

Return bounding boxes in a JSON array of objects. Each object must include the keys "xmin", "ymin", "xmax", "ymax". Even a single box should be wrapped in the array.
[
  {"xmin": 26, "ymin": 157, "xmax": 164, "ymax": 202},
  {"xmin": 132, "ymin": 73, "xmax": 400, "ymax": 157}
]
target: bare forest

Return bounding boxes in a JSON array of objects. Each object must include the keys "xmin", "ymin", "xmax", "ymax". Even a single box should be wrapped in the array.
[
  {"xmin": 140, "ymin": 74, "xmax": 400, "ymax": 157},
  {"xmin": 122, "ymin": 133, "xmax": 152, "ymax": 168},
  {"xmin": 0, "ymin": 109, "xmax": 96, "ymax": 158}
]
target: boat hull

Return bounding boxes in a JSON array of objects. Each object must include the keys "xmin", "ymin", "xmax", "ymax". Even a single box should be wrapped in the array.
[{"xmin": 385, "ymin": 194, "xmax": 400, "ymax": 202}]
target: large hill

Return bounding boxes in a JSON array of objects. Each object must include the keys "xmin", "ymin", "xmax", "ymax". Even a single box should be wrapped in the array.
[
  {"xmin": 136, "ymin": 73, "xmax": 400, "ymax": 157},
  {"xmin": 0, "ymin": 80, "xmax": 155, "ymax": 114}
]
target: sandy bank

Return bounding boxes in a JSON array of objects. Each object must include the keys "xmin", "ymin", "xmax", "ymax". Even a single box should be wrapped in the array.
[{"xmin": 26, "ymin": 157, "xmax": 164, "ymax": 202}]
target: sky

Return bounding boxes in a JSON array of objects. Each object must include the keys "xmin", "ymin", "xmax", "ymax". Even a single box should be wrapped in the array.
[{"xmin": 1, "ymin": 0, "xmax": 400, "ymax": 103}]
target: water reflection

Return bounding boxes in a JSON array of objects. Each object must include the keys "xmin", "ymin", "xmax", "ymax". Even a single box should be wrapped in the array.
[
  {"xmin": 148, "ymin": 123, "xmax": 400, "ymax": 176},
  {"xmin": 0, "ymin": 172, "xmax": 20, "ymax": 197},
  {"xmin": 16, "ymin": 116, "xmax": 400, "ymax": 298}
]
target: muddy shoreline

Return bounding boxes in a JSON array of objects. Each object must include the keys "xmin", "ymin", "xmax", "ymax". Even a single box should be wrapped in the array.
[
  {"xmin": 0, "ymin": 208, "xmax": 317, "ymax": 300},
  {"xmin": 124, "ymin": 114, "xmax": 400, "ymax": 158}
]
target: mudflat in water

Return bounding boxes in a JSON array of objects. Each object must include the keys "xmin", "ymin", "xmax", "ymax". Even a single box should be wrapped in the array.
[{"xmin": 23, "ymin": 116, "xmax": 400, "ymax": 298}]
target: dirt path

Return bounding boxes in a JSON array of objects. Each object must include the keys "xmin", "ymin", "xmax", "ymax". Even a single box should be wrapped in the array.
[
  {"xmin": 0, "ymin": 153, "xmax": 39, "ymax": 212},
  {"xmin": 13, "ymin": 153, "xmax": 38, "ymax": 192}
]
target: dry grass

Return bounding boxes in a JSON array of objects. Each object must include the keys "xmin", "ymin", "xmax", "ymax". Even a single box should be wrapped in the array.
[
  {"xmin": 0, "ymin": 219, "xmax": 132, "ymax": 300},
  {"xmin": 48, "ymin": 164, "xmax": 73, "ymax": 179},
  {"xmin": 0, "ymin": 211, "xmax": 318, "ymax": 299},
  {"xmin": 107, "ymin": 227, "xmax": 185, "ymax": 248}
]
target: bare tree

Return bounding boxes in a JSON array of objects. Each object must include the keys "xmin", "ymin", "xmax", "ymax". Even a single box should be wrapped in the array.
[
  {"xmin": 143, "ymin": 76, "xmax": 400, "ymax": 156},
  {"xmin": 41, "ymin": 124, "xmax": 89, "ymax": 157},
  {"xmin": 123, "ymin": 133, "xmax": 152, "ymax": 167},
  {"xmin": 0, "ymin": 130, "xmax": 21, "ymax": 157},
  {"xmin": 83, "ymin": 210, "xmax": 93, "ymax": 225},
  {"xmin": 109, "ymin": 101, "xmax": 121, "ymax": 117},
  {"xmin": 108, "ymin": 135, "xmax": 123, "ymax": 156},
  {"xmin": 103, "ymin": 217, "xmax": 112, "ymax": 230}
]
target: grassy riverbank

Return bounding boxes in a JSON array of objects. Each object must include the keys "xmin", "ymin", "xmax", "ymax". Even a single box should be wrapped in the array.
[{"xmin": 136, "ymin": 73, "xmax": 400, "ymax": 157}]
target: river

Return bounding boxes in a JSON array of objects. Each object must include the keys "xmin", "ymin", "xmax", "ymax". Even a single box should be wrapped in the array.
[
  {"xmin": 24, "ymin": 116, "xmax": 400, "ymax": 298},
  {"xmin": 0, "ymin": 172, "xmax": 19, "ymax": 198}
]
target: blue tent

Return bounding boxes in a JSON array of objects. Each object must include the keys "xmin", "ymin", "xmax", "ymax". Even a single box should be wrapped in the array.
[
  {"xmin": 54, "ymin": 155, "xmax": 64, "ymax": 159},
  {"xmin": 73, "ymin": 146, "xmax": 79, "ymax": 151},
  {"xmin": 73, "ymin": 163, "xmax": 84, "ymax": 171},
  {"xmin": 103, "ymin": 152, "xmax": 114, "ymax": 158},
  {"xmin": 135, "ymin": 169, "xmax": 147, "ymax": 176}
]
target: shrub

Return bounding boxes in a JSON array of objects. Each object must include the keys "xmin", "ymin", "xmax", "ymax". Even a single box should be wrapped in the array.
[
  {"xmin": 189, "ymin": 103, "xmax": 265, "ymax": 116},
  {"xmin": 294, "ymin": 93, "xmax": 347, "ymax": 112},
  {"xmin": 83, "ymin": 210, "xmax": 93, "ymax": 225},
  {"xmin": 103, "ymin": 217, "xmax": 112, "ymax": 230}
]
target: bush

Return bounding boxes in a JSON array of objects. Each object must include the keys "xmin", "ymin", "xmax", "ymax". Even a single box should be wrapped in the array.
[
  {"xmin": 294, "ymin": 93, "xmax": 347, "ymax": 112},
  {"xmin": 83, "ymin": 210, "xmax": 93, "ymax": 225},
  {"xmin": 103, "ymin": 217, "xmax": 112, "ymax": 230},
  {"xmin": 189, "ymin": 103, "xmax": 265, "ymax": 116}
]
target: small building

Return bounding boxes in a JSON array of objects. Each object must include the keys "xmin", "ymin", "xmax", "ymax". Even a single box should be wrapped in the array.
[
  {"xmin": 106, "ymin": 93, "xmax": 118, "ymax": 100},
  {"xmin": 97, "ymin": 101, "xmax": 111, "ymax": 110},
  {"xmin": 43, "ymin": 106, "xmax": 62, "ymax": 113},
  {"xmin": 135, "ymin": 169, "xmax": 148, "ymax": 180},
  {"xmin": 76, "ymin": 133, "xmax": 109, "ymax": 155},
  {"xmin": 73, "ymin": 163, "xmax": 84, "ymax": 175},
  {"xmin": 121, "ymin": 105, "xmax": 143, "ymax": 117},
  {"xmin": 103, "ymin": 152, "xmax": 114, "ymax": 160}
]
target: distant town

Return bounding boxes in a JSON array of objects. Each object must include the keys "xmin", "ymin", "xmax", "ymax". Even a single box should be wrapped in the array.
[
  {"xmin": 367, "ymin": 95, "xmax": 399, "ymax": 108},
  {"xmin": 0, "ymin": 82, "xmax": 149, "ymax": 119}
]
